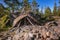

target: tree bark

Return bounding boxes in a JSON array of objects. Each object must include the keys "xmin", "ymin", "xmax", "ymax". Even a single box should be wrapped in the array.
[{"xmin": 13, "ymin": 14, "xmax": 28, "ymax": 27}]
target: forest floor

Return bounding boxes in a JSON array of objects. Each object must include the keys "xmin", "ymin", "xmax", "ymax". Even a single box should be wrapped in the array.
[{"xmin": 0, "ymin": 20, "xmax": 60, "ymax": 40}]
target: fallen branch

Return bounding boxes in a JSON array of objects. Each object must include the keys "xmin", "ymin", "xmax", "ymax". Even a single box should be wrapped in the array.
[
  {"xmin": 13, "ymin": 14, "xmax": 28, "ymax": 27},
  {"xmin": 27, "ymin": 17, "xmax": 34, "ymax": 25},
  {"xmin": 28, "ymin": 15, "xmax": 39, "ymax": 24}
]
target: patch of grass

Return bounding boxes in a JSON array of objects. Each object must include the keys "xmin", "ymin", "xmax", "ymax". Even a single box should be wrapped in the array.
[{"xmin": 0, "ymin": 26, "xmax": 11, "ymax": 32}]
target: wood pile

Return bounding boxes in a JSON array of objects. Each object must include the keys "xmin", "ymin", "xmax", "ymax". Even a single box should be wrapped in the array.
[{"xmin": 1, "ymin": 21, "xmax": 60, "ymax": 40}]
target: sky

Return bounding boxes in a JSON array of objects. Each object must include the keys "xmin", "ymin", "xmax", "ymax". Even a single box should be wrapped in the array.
[
  {"xmin": 36, "ymin": 0, "xmax": 59, "ymax": 11},
  {"xmin": 0, "ymin": 0, "xmax": 59, "ymax": 11}
]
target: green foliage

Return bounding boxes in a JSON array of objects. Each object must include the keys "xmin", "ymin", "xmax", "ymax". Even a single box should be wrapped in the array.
[
  {"xmin": 44, "ymin": 7, "xmax": 51, "ymax": 17},
  {"xmin": 0, "ymin": 4, "xmax": 10, "ymax": 32},
  {"xmin": 43, "ymin": 7, "xmax": 55, "ymax": 21},
  {"xmin": 32, "ymin": 0, "xmax": 39, "ymax": 14},
  {"xmin": 4, "ymin": 0, "xmax": 21, "ymax": 13},
  {"xmin": 53, "ymin": 1, "xmax": 57, "ymax": 16},
  {"xmin": 57, "ymin": 0, "xmax": 60, "ymax": 16},
  {"xmin": 23, "ymin": 0, "xmax": 31, "ymax": 11},
  {"xmin": 57, "ymin": 7, "xmax": 60, "ymax": 16},
  {"xmin": 32, "ymin": 0, "xmax": 38, "ymax": 7}
]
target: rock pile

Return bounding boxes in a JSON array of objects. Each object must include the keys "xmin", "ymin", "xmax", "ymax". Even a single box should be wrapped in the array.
[{"xmin": 1, "ymin": 21, "xmax": 60, "ymax": 40}]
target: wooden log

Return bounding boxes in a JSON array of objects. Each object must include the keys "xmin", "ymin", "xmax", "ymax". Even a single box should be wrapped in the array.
[
  {"xmin": 12, "ymin": 14, "xmax": 17, "ymax": 18},
  {"xmin": 27, "ymin": 17, "xmax": 34, "ymax": 25},
  {"xmin": 28, "ymin": 15, "xmax": 39, "ymax": 24},
  {"xmin": 13, "ymin": 14, "xmax": 28, "ymax": 27}
]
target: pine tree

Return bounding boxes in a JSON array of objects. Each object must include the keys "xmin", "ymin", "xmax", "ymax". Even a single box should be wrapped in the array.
[
  {"xmin": 23, "ymin": 0, "xmax": 31, "ymax": 11},
  {"xmin": 44, "ymin": 7, "xmax": 51, "ymax": 17},
  {"xmin": 44, "ymin": 7, "xmax": 54, "ymax": 21},
  {"xmin": 4, "ymin": 0, "xmax": 21, "ymax": 13},
  {"xmin": 32, "ymin": 0, "xmax": 39, "ymax": 14},
  {"xmin": 57, "ymin": 0, "xmax": 60, "ymax": 16},
  {"xmin": 53, "ymin": 0, "xmax": 57, "ymax": 16}
]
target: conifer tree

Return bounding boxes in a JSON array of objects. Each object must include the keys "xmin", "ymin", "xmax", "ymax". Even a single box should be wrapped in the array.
[
  {"xmin": 57, "ymin": 0, "xmax": 60, "ymax": 16},
  {"xmin": 23, "ymin": 0, "xmax": 31, "ymax": 11},
  {"xmin": 4, "ymin": 0, "xmax": 21, "ymax": 13},
  {"xmin": 44, "ymin": 7, "xmax": 51, "ymax": 17},
  {"xmin": 32, "ymin": 0, "xmax": 39, "ymax": 14},
  {"xmin": 53, "ymin": 0, "xmax": 57, "ymax": 16}
]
